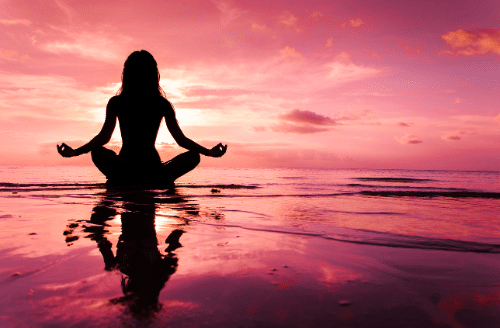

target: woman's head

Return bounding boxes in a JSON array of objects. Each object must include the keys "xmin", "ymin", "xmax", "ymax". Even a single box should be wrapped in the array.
[{"xmin": 118, "ymin": 50, "xmax": 165, "ymax": 97}]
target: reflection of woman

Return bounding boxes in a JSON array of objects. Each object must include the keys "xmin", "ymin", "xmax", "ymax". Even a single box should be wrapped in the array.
[
  {"xmin": 85, "ymin": 190, "xmax": 186, "ymax": 317},
  {"xmin": 57, "ymin": 50, "xmax": 227, "ymax": 185}
]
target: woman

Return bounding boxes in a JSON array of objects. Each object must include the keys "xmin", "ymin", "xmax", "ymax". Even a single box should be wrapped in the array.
[{"xmin": 57, "ymin": 50, "xmax": 227, "ymax": 185}]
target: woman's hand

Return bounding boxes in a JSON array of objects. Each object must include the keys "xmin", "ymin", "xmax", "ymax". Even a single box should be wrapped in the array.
[
  {"xmin": 57, "ymin": 143, "xmax": 77, "ymax": 158},
  {"xmin": 208, "ymin": 143, "xmax": 227, "ymax": 158}
]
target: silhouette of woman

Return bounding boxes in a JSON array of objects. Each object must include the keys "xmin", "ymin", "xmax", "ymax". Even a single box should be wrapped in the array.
[{"xmin": 57, "ymin": 50, "xmax": 227, "ymax": 185}]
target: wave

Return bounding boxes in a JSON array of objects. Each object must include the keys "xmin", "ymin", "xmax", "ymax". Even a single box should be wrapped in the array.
[
  {"xmin": 194, "ymin": 220, "xmax": 500, "ymax": 253},
  {"xmin": 2, "ymin": 181, "xmax": 498, "ymax": 200},
  {"xmin": 0, "ymin": 182, "xmax": 259, "ymax": 193},
  {"xmin": 347, "ymin": 183, "xmax": 468, "ymax": 191},
  {"xmin": 0, "ymin": 183, "xmax": 106, "ymax": 192},
  {"xmin": 178, "ymin": 184, "xmax": 259, "ymax": 189},
  {"xmin": 360, "ymin": 190, "xmax": 500, "ymax": 199},
  {"xmin": 353, "ymin": 177, "xmax": 436, "ymax": 183}
]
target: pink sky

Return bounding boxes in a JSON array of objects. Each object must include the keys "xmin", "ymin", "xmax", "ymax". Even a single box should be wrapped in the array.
[{"xmin": 1, "ymin": 0, "xmax": 499, "ymax": 170}]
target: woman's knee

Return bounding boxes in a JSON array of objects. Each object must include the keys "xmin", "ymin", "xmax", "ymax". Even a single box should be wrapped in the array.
[
  {"xmin": 187, "ymin": 151, "xmax": 201, "ymax": 166},
  {"xmin": 91, "ymin": 147, "xmax": 121, "ymax": 177},
  {"xmin": 91, "ymin": 147, "xmax": 116, "ymax": 163}
]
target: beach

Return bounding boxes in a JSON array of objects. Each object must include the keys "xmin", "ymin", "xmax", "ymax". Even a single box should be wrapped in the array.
[{"xmin": 0, "ymin": 166, "xmax": 499, "ymax": 327}]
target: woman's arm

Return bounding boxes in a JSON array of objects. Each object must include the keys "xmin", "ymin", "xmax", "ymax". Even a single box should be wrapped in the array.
[
  {"xmin": 57, "ymin": 98, "xmax": 118, "ymax": 157},
  {"xmin": 164, "ymin": 106, "xmax": 227, "ymax": 158}
]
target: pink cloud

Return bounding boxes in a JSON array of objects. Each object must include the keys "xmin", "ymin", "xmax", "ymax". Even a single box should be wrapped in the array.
[
  {"xmin": 271, "ymin": 109, "xmax": 338, "ymax": 134},
  {"xmin": 271, "ymin": 122, "xmax": 330, "ymax": 134},
  {"xmin": 341, "ymin": 17, "xmax": 365, "ymax": 28},
  {"xmin": 309, "ymin": 9, "xmax": 324, "ymax": 19},
  {"xmin": 441, "ymin": 130, "xmax": 477, "ymax": 141},
  {"xmin": 213, "ymin": 0, "xmax": 244, "ymax": 26},
  {"xmin": 223, "ymin": 142, "xmax": 350, "ymax": 168},
  {"xmin": 397, "ymin": 122, "xmax": 412, "ymax": 127},
  {"xmin": 349, "ymin": 17, "xmax": 365, "ymax": 27},
  {"xmin": 335, "ymin": 109, "xmax": 372, "ymax": 122},
  {"xmin": 395, "ymin": 134, "xmax": 422, "ymax": 145},
  {"xmin": 183, "ymin": 87, "xmax": 248, "ymax": 98},
  {"xmin": 0, "ymin": 49, "xmax": 31, "ymax": 61},
  {"xmin": 325, "ymin": 37, "xmax": 334, "ymax": 48},
  {"xmin": 251, "ymin": 126, "xmax": 266, "ymax": 132},
  {"xmin": 279, "ymin": 11, "xmax": 298, "ymax": 27},
  {"xmin": 279, "ymin": 109, "xmax": 337, "ymax": 126},
  {"xmin": 40, "ymin": 28, "xmax": 130, "ymax": 62},
  {"xmin": 280, "ymin": 46, "xmax": 303, "ymax": 59},
  {"xmin": 334, "ymin": 52, "xmax": 352, "ymax": 63},
  {"xmin": 251, "ymin": 22, "xmax": 266, "ymax": 31},
  {"xmin": 440, "ymin": 28, "xmax": 500, "ymax": 56},
  {"xmin": 0, "ymin": 19, "xmax": 31, "ymax": 26},
  {"xmin": 399, "ymin": 41, "xmax": 423, "ymax": 57}
]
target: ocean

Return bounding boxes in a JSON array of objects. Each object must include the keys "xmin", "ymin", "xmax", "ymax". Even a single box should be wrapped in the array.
[{"xmin": 1, "ymin": 166, "xmax": 499, "ymax": 327}]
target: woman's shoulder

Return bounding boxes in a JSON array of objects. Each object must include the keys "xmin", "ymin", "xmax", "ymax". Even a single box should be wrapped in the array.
[
  {"xmin": 157, "ymin": 96, "xmax": 172, "ymax": 106},
  {"xmin": 158, "ymin": 96, "xmax": 176, "ymax": 118},
  {"xmin": 107, "ymin": 95, "xmax": 123, "ymax": 107}
]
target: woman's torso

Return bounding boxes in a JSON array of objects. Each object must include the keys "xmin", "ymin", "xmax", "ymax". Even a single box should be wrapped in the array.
[{"xmin": 112, "ymin": 95, "xmax": 173, "ymax": 169}]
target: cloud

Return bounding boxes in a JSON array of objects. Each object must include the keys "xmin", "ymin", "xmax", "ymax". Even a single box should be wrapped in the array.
[
  {"xmin": 223, "ymin": 141, "xmax": 349, "ymax": 168},
  {"xmin": 395, "ymin": 134, "xmax": 422, "ymax": 144},
  {"xmin": 335, "ymin": 52, "xmax": 351, "ymax": 63},
  {"xmin": 335, "ymin": 109, "xmax": 372, "ymax": 122},
  {"xmin": 271, "ymin": 109, "xmax": 337, "ymax": 134},
  {"xmin": 397, "ymin": 122, "xmax": 412, "ymax": 127},
  {"xmin": 251, "ymin": 23, "xmax": 266, "ymax": 31},
  {"xmin": 271, "ymin": 122, "xmax": 330, "ymax": 134},
  {"xmin": 399, "ymin": 41, "xmax": 423, "ymax": 57},
  {"xmin": 280, "ymin": 46, "xmax": 303, "ymax": 59},
  {"xmin": 325, "ymin": 37, "xmax": 333, "ymax": 48},
  {"xmin": 440, "ymin": 28, "xmax": 500, "ymax": 56},
  {"xmin": 213, "ymin": 0, "xmax": 244, "ymax": 26},
  {"xmin": 309, "ymin": 9, "xmax": 324, "ymax": 19},
  {"xmin": 280, "ymin": 109, "xmax": 337, "ymax": 126},
  {"xmin": 158, "ymin": 52, "xmax": 382, "ymax": 102},
  {"xmin": 0, "ymin": 71, "xmax": 114, "ymax": 124},
  {"xmin": 0, "ymin": 19, "xmax": 31, "ymax": 26},
  {"xmin": 349, "ymin": 18, "xmax": 364, "ymax": 27},
  {"xmin": 279, "ymin": 11, "xmax": 298, "ymax": 27},
  {"xmin": 496, "ymin": 114, "xmax": 500, "ymax": 122},
  {"xmin": 441, "ymin": 130, "xmax": 477, "ymax": 141},
  {"xmin": 342, "ymin": 17, "xmax": 365, "ymax": 28},
  {"xmin": 0, "ymin": 50, "xmax": 31, "ymax": 61},
  {"xmin": 40, "ymin": 28, "xmax": 131, "ymax": 62},
  {"xmin": 251, "ymin": 126, "xmax": 266, "ymax": 132}
]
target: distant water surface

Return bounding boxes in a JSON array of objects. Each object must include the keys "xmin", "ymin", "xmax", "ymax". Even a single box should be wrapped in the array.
[{"xmin": 1, "ymin": 166, "xmax": 499, "ymax": 253}]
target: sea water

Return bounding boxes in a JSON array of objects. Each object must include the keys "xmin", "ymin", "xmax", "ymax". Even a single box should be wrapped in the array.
[
  {"xmin": 1, "ymin": 166, "xmax": 499, "ymax": 252},
  {"xmin": 1, "ymin": 165, "xmax": 500, "ymax": 327}
]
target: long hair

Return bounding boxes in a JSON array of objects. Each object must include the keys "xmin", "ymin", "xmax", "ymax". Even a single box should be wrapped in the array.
[{"xmin": 117, "ymin": 50, "xmax": 166, "ymax": 97}]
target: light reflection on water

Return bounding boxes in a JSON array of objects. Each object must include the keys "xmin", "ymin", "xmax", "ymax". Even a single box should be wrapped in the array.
[{"xmin": 0, "ymin": 166, "xmax": 499, "ymax": 326}]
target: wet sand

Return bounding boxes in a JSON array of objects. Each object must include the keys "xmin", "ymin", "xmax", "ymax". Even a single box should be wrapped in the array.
[{"xmin": 0, "ymin": 180, "xmax": 499, "ymax": 327}]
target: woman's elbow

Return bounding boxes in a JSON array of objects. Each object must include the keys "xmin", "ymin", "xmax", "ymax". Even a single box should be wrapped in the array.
[
  {"xmin": 94, "ymin": 134, "xmax": 111, "ymax": 146},
  {"xmin": 175, "ymin": 136, "xmax": 189, "ymax": 149}
]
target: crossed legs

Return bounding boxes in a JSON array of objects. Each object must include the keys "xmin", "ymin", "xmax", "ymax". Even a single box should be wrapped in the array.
[{"xmin": 91, "ymin": 147, "xmax": 200, "ymax": 186}]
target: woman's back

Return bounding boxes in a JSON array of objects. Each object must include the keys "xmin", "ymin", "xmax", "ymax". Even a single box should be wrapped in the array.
[{"xmin": 113, "ymin": 95, "xmax": 174, "ymax": 168}]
